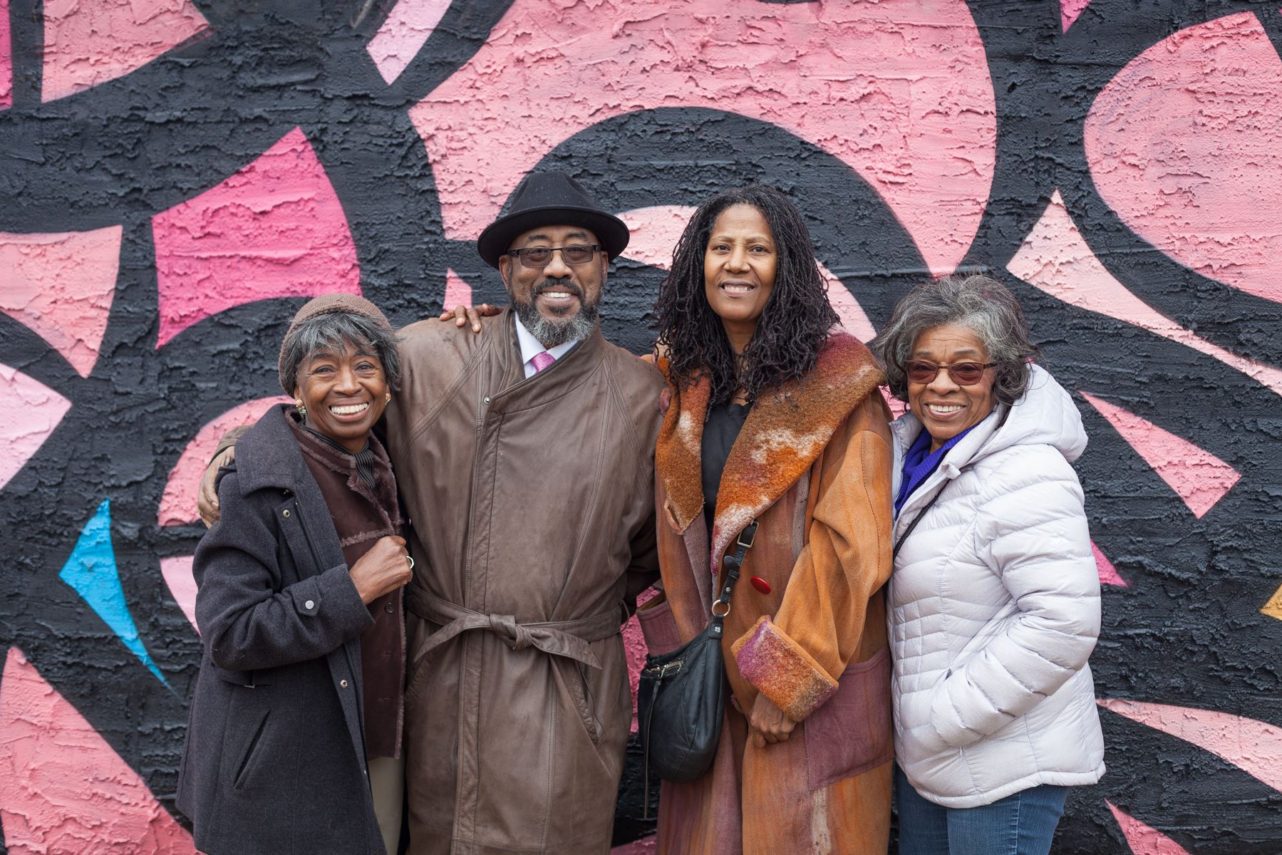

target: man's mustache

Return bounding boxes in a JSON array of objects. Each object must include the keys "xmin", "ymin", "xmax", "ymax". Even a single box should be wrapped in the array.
[{"xmin": 533, "ymin": 280, "xmax": 584, "ymax": 299}]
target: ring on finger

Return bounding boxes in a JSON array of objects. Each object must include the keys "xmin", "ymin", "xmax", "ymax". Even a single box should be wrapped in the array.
[{"xmin": 406, "ymin": 554, "xmax": 415, "ymax": 570}]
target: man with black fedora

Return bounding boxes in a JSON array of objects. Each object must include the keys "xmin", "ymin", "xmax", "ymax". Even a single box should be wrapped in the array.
[
  {"xmin": 382, "ymin": 171, "xmax": 663, "ymax": 853},
  {"xmin": 199, "ymin": 172, "xmax": 662, "ymax": 853}
]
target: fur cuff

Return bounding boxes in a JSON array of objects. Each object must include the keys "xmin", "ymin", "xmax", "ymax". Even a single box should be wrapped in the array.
[{"xmin": 732, "ymin": 616, "xmax": 838, "ymax": 721}]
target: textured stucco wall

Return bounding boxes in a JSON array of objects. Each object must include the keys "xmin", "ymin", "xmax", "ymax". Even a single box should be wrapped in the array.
[{"xmin": 2, "ymin": 1, "xmax": 1281, "ymax": 853}]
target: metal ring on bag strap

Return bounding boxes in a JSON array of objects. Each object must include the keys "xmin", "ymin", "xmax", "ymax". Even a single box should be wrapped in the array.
[{"xmin": 710, "ymin": 520, "xmax": 758, "ymax": 619}]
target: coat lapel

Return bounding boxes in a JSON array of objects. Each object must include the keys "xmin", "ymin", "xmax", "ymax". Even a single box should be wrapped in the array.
[{"xmin": 657, "ymin": 332, "xmax": 884, "ymax": 569}]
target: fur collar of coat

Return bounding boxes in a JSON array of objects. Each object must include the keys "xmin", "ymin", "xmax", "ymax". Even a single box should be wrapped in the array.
[{"xmin": 657, "ymin": 330, "xmax": 884, "ymax": 567}]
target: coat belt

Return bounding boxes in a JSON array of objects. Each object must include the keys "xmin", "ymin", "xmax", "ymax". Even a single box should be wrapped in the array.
[{"xmin": 406, "ymin": 588, "xmax": 623, "ymax": 671}]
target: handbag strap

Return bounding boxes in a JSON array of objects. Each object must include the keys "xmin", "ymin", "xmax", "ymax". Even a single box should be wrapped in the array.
[
  {"xmin": 710, "ymin": 521, "xmax": 758, "ymax": 636},
  {"xmin": 893, "ymin": 480, "xmax": 947, "ymax": 559}
]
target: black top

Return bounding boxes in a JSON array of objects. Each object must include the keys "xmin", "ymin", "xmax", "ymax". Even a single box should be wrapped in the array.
[{"xmin": 702, "ymin": 401, "xmax": 752, "ymax": 533}]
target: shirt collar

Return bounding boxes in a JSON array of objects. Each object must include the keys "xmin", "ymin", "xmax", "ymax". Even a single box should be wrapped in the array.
[{"xmin": 513, "ymin": 313, "xmax": 581, "ymax": 367}]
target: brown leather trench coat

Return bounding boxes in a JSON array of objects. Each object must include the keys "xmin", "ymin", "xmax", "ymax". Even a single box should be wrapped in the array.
[
  {"xmin": 639, "ymin": 332, "xmax": 894, "ymax": 854},
  {"xmin": 382, "ymin": 311, "xmax": 663, "ymax": 854}
]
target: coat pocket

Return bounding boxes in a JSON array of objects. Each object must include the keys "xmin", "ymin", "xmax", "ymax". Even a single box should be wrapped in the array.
[
  {"xmin": 803, "ymin": 646, "xmax": 892, "ymax": 791},
  {"xmin": 230, "ymin": 707, "xmax": 272, "ymax": 791},
  {"xmin": 636, "ymin": 593, "xmax": 683, "ymax": 656}
]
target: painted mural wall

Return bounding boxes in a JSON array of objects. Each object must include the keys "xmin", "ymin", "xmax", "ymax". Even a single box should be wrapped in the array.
[{"xmin": 2, "ymin": 0, "xmax": 1281, "ymax": 852}]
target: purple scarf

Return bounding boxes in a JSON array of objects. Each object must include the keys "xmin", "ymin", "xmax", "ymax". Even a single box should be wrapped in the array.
[{"xmin": 894, "ymin": 424, "xmax": 977, "ymax": 515}]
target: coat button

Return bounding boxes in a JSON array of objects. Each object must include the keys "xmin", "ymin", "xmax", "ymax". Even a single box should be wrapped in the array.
[
  {"xmin": 282, "ymin": 509, "xmax": 291, "ymax": 518},
  {"xmin": 750, "ymin": 576, "xmax": 772, "ymax": 595},
  {"xmin": 340, "ymin": 679, "xmax": 349, "ymax": 688},
  {"xmin": 385, "ymin": 602, "xmax": 395, "ymax": 613},
  {"xmin": 304, "ymin": 599, "xmax": 315, "ymax": 610}
]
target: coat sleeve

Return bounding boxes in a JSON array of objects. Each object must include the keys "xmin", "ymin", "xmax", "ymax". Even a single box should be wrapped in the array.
[
  {"xmin": 624, "ymin": 504, "xmax": 660, "ymax": 605},
  {"xmin": 731, "ymin": 410, "xmax": 894, "ymax": 722},
  {"xmin": 194, "ymin": 471, "xmax": 373, "ymax": 672},
  {"xmin": 622, "ymin": 367, "xmax": 664, "ymax": 606},
  {"xmin": 924, "ymin": 451, "xmax": 1100, "ymax": 750}
]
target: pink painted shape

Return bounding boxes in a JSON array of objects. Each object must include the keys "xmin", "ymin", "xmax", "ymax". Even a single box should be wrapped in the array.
[
  {"xmin": 1106, "ymin": 802, "xmax": 1192, "ymax": 855},
  {"xmin": 159, "ymin": 395, "xmax": 290, "ymax": 525},
  {"xmin": 443, "ymin": 269, "xmax": 473, "ymax": 310},
  {"xmin": 409, "ymin": 0, "xmax": 995, "ymax": 276},
  {"xmin": 617, "ymin": 206, "xmax": 695, "ymax": 271},
  {"xmin": 0, "ymin": 362, "xmax": 73, "ymax": 491},
  {"xmin": 1080, "ymin": 391, "xmax": 1240, "ymax": 518},
  {"xmin": 1007, "ymin": 190, "xmax": 1282, "ymax": 397},
  {"xmin": 1060, "ymin": 0, "xmax": 1092, "ymax": 32},
  {"xmin": 0, "ymin": 648, "xmax": 197, "ymax": 853},
  {"xmin": 880, "ymin": 387, "xmax": 907, "ymax": 420},
  {"xmin": 1085, "ymin": 13, "xmax": 1282, "ymax": 304},
  {"xmin": 160, "ymin": 556, "xmax": 197, "ymax": 632},
  {"xmin": 366, "ymin": 0, "xmax": 452, "ymax": 85},
  {"xmin": 1, "ymin": 226, "xmax": 122, "ymax": 377},
  {"xmin": 152, "ymin": 127, "xmax": 362, "ymax": 347},
  {"xmin": 1099, "ymin": 697, "xmax": 1282, "ymax": 793},
  {"xmin": 612, "ymin": 837, "xmax": 657, "ymax": 855},
  {"xmin": 1092, "ymin": 540, "xmax": 1128, "ymax": 588},
  {"xmin": 41, "ymin": 0, "xmax": 209, "ymax": 102},
  {"xmin": 622, "ymin": 611, "xmax": 645, "ymax": 734},
  {"xmin": 0, "ymin": 0, "xmax": 11, "ymax": 110},
  {"xmin": 820, "ymin": 260, "xmax": 877, "ymax": 343}
]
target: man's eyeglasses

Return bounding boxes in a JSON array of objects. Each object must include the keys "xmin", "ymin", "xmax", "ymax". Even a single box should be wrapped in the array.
[
  {"xmin": 905, "ymin": 360, "xmax": 997, "ymax": 385},
  {"xmin": 506, "ymin": 244, "xmax": 601, "ymax": 270}
]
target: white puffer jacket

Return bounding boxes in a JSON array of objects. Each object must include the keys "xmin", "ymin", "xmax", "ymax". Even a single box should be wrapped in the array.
[{"xmin": 889, "ymin": 364, "xmax": 1105, "ymax": 808}]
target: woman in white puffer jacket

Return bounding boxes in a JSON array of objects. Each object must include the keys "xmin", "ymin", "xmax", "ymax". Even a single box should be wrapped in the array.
[{"xmin": 870, "ymin": 274, "xmax": 1104, "ymax": 855}]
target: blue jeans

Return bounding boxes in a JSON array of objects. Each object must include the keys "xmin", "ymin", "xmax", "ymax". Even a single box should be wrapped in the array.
[{"xmin": 895, "ymin": 765, "xmax": 1068, "ymax": 855}]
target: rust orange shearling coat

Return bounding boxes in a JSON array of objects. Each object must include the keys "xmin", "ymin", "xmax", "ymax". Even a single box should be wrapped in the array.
[{"xmin": 639, "ymin": 331, "xmax": 894, "ymax": 854}]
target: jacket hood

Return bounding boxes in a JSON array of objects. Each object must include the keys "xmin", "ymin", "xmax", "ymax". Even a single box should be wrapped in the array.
[{"xmin": 891, "ymin": 364, "xmax": 1086, "ymax": 470}]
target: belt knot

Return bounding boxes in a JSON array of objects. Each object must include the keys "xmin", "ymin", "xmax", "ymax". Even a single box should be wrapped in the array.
[{"xmin": 487, "ymin": 614, "xmax": 532, "ymax": 650}]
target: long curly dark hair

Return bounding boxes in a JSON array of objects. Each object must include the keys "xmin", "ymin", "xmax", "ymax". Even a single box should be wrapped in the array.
[{"xmin": 654, "ymin": 186, "xmax": 839, "ymax": 404}]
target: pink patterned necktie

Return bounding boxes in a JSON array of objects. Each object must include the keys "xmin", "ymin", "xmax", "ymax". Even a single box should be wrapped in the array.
[{"xmin": 530, "ymin": 350, "xmax": 556, "ymax": 374}]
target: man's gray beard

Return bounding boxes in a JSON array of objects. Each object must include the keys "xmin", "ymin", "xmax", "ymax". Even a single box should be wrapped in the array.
[{"xmin": 514, "ymin": 298, "xmax": 599, "ymax": 348}]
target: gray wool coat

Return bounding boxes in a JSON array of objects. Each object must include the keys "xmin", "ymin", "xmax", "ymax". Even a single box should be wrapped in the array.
[{"xmin": 177, "ymin": 405, "xmax": 384, "ymax": 855}]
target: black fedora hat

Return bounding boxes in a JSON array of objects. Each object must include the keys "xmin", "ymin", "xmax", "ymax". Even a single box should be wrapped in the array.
[{"xmin": 477, "ymin": 172, "xmax": 630, "ymax": 268}]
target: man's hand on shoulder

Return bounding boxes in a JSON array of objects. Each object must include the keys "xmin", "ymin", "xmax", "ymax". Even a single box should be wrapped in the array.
[
  {"xmin": 436, "ymin": 303, "xmax": 503, "ymax": 334},
  {"xmin": 197, "ymin": 445, "xmax": 237, "ymax": 527}
]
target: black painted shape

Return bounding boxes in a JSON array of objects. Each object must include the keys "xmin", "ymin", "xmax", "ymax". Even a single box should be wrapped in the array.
[
  {"xmin": 7, "ymin": 0, "xmax": 43, "ymax": 108},
  {"xmin": 1064, "ymin": 711, "xmax": 1282, "ymax": 854},
  {"xmin": 384, "ymin": 0, "xmax": 517, "ymax": 103},
  {"xmin": 1034, "ymin": 0, "xmax": 1282, "ymax": 364},
  {"xmin": 1012, "ymin": 274, "xmax": 1282, "ymax": 850},
  {"xmin": 538, "ymin": 107, "xmax": 926, "ymax": 355}
]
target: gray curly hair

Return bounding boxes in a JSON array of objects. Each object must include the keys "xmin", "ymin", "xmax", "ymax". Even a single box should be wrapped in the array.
[{"xmin": 871, "ymin": 274, "xmax": 1037, "ymax": 405}]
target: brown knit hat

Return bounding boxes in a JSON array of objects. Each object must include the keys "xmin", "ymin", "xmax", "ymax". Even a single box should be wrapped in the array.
[{"xmin": 278, "ymin": 293, "xmax": 395, "ymax": 394}]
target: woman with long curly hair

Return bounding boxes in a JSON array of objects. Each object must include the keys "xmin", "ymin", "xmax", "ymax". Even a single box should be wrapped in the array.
[{"xmin": 638, "ymin": 185, "xmax": 894, "ymax": 853}]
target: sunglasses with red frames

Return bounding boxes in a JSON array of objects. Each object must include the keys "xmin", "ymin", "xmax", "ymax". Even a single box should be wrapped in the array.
[{"xmin": 905, "ymin": 360, "xmax": 997, "ymax": 385}]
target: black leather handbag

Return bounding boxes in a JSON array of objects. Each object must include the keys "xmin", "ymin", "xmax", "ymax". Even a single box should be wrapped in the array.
[{"xmin": 638, "ymin": 521, "xmax": 757, "ymax": 788}]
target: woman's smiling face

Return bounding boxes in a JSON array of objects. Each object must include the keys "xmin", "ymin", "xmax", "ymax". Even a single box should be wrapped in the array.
[
  {"xmin": 907, "ymin": 323, "xmax": 997, "ymax": 452},
  {"xmin": 294, "ymin": 341, "xmax": 389, "ymax": 453},
  {"xmin": 703, "ymin": 203, "xmax": 778, "ymax": 348}
]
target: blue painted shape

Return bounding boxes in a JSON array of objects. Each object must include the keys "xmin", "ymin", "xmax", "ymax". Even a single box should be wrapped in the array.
[{"xmin": 59, "ymin": 499, "xmax": 168, "ymax": 686}]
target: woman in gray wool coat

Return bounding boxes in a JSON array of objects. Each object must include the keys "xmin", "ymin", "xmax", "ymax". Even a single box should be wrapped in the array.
[{"xmin": 178, "ymin": 294, "xmax": 414, "ymax": 855}]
